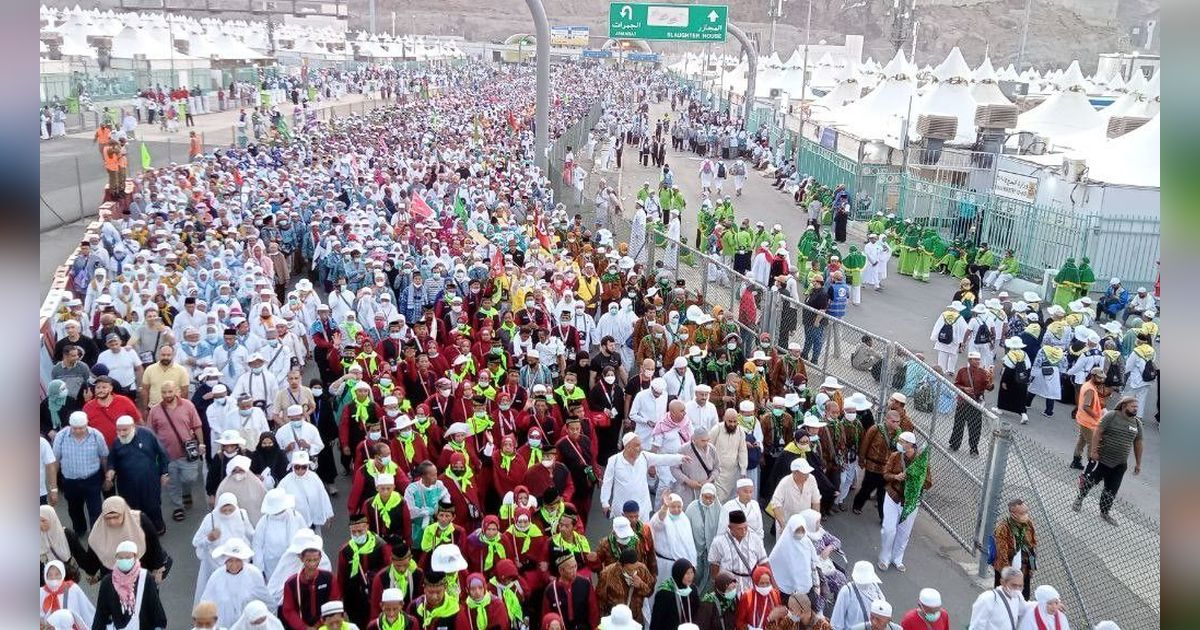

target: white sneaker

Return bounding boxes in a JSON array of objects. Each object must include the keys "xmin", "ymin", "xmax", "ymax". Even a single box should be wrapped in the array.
[{"xmin": 1020, "ymin": 413, "xmax": 1029, "ymax": 424}]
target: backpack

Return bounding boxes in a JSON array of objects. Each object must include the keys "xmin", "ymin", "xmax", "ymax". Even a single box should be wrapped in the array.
[
  {"xmin": 937, "ymin": 321, "xmax": 955, "ymax": 345},
  {"xmin": 986, "ymin": 534, "xmax": 997, "ymax": 564},
  {"xmin": 1141, "ymin": 358, "xmax": 1158, "ymax": 382},
  {"xmin": 717, "ymin": 163, "xmax": 727, "ymax": 178},
  {"xmin": 891, "ymin": 360, "xmax": 909, "ymax": 389},
  {"xmin": 1105, "ymin": 361, "xmax": 1124, "ymax": 388},
  {"xmin": 974, "ymin": 323, "xmax": 994, "ymax": 345},
  {"xmin": 914, "ymin": 380, "xmax": 935, "ymax": 413}
]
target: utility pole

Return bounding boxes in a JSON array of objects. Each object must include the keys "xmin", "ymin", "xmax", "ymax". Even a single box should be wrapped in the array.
[
  {"xmin": 767, "ymin": 0, "xmax": 785, "ymax": 54},
  {"xmin": 368, "ymin": 0, "xmax": 376, "ymax": 33},
  {"xmin": 266, "ymin": 13, "xmax": 276, "ymax": 57},
  {"xmin": 889, "ymin": 0, "xmax": 912, "ymax": 55},
  {"xmin": 796, "ymin": 0, "xmax": 812, "ymax": 141},
  {"xmin": 1015, "ymin": 0, "xmax": 1033, "ymax": 72}
]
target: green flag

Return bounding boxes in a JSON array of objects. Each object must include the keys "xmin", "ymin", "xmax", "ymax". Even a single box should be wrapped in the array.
[
  {"xmin": 900, "ymin": 445, "xmax": 931, "ymax": 522},
  {"xmin": 140, "ymin": 142, "xmax": 152, "ymax": 170},
  {"xmin": 453, "ymin": 196, "xmax": 467, "ymax": 222}
]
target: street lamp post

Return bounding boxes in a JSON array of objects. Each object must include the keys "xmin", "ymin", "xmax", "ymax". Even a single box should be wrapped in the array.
[{"xmin": 1015, "ymin": 0, "xmax": 1033, "ymax": 72}]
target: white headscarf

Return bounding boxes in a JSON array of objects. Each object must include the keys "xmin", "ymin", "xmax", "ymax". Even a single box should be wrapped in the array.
[
  {"xmin": 229, "ymin": 599, "xmax": 285, "ymax": 630},
  {"xmin": 197, "ymin": 493, "xmax": 255, "ymax": 553},
  {"xmin": 768, "ymin": 513, "xmax": 817, "ymax": 595},
  {"xmin": 1018, "ymin": 585, "xmax": 1071, "ymax": 630}
]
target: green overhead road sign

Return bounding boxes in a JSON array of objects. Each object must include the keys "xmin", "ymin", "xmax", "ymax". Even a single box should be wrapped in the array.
[{"xmin": 608, "ymin": 3, "xmax": 728, "ymax": 42}]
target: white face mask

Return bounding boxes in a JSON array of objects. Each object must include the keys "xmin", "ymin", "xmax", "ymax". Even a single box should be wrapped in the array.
[
  {"xmin": 754, "ymin": 585, "xmax": 773, "ymax": 595},
  {"xmin": 604, "ymin": 375, "xmax": 616, "ymax": 385},
  {"xmin": 44, "ymin": 578, "xmax": 63, "ymax": 591}
]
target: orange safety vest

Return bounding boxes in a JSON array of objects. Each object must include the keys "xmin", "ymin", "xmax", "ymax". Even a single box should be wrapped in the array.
[
  {"xmin": 103, "ymin": 146, "xmax": 120, "ymax": 172},
  {"xmin": 95, "ymin": 127, "xmax": 110, "ymax": 145},
  {"xmin": 1076, "ymin": 380, "xmax": 1103, "ymax": 430}
]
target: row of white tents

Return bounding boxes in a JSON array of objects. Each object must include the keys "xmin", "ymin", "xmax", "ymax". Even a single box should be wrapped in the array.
[
  {"xmin": 670, "ymin": 47, "xmax": 1160, "ymax": 188},
  {"xmin": 40, "ymin": 5, "xmax": 466, "ymax": 64}
]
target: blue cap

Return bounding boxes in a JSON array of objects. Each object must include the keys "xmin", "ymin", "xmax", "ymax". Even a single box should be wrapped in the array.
[{"xmin": 622, "ymin": 500, "xmax": 639, "ymax": 514}]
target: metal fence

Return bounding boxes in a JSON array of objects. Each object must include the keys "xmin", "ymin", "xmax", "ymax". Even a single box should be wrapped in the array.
[
  {"xmin": 674, "ymin": 75, "xmax": 1161, "ymax": 288},
  {"xmin": 547, "ymin": 99, "xmax": 605, "ymax": 213},
  {"xmin": 588, "ymin": 150, "xmax": 1158, "ymax": 628}
]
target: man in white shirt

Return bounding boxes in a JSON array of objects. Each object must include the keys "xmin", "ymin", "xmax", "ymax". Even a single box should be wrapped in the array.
[
  {"xmin": 766, "ymin": 458, "xmax": 822, "ymax": 529},
  {"xmin": 232, "ymin": 353, "xmax": 280, "ymax": 416},
  {"xmin": 706, "ymin": 508, "xmax": 768, "ymax": 591},
  {"xmin": 718, "ymin": 477, "xmax": 765, "ymax": 539},
  {"xmin": 276, "ymin": 404, "xmax": 325, "ymax": 462},
  {"xmin": 259, "ymin": 329, "xmax": 296, "ymax": 386},
  {"xmin": 968, "ymin": 567, "xmax": 1027, "ymax": 630},
  {"xmin": 40, "ymin": 436, "xmax": 58, "ymax": 506},
  {"xmin": 600, "ymin": 432, "xmax": 688, "ymax": 522},
  {"xmin": 205, "ymin": 385, "xmax": 237, "ymax": 452},
  {"xmin": 1122, "ymin": 287, "xmax": 1156, "ymax": 325},
  {"xmin": 662, "ymin": 356, "xmax": 696, "ymax": 404},
  {"xmin": 684, "ymin": 384, "xmax": 719, "ymax": 434},
  {"xmin": 628, "ymin": 377, "xmax": 667, "ymax": 444},
  {"xmin": 96, "ymin": 333, "xmax": 142, "ymax": 395}
]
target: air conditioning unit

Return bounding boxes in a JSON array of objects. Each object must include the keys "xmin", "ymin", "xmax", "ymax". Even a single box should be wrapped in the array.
[
  {"xmin": 974, "ymin": 104, "xmax": 1019, "ymax": 130},
  {"xmin": 1106, "ymin": 115, "xmax": 1150, "ymax": 138},
  {"xmin": 41, "ymin": 32, "xmax": 63, "ymax": 60},
  {"xmin": 1063, "ymin": 157, "xmax": 1087, "ymax": 182},
  {"xmin": 916, "ymin": 114, "xmax": 958, "ymax": 141},
  {"xmin": 769, "ymin": 88, "xmax": 782, "ymax": 98}
]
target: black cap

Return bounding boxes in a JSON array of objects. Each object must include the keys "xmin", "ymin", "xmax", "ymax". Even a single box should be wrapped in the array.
[
  {"xmin": 541, "ymin": 486, "xmax": 560, "ymax": 505},
  {"xmin": 437, "ymin": 499, "xmax": 455, "ymax": 513},
  {"xmin": 622, "ymin": 500, "xmax": 639, "ymax": 514},
  {"xmin": 619, "ymin": 548, "xmax": 639, "ymax": 564}
]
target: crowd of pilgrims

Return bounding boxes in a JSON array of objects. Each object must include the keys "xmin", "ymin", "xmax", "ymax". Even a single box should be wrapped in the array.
[{"xmin": 37, "ymin": 60, "xmax": 1083, "ymax": 630}]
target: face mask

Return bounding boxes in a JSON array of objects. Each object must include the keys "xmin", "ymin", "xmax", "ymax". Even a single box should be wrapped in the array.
[
  {"xmin": 240, "ymin": 408, "xmax": 253, "ymax": 417},
  {"xmin": 642, "ymin": 369, "xmax": 653, "ymax": 379},
  {"xmin": 896, "ymin": 443, "xmax": 906, "ymax": 453},
  {"xmin": 380, "ymin": 378, "xmax": 392, "ymax": 387},
  {"xmin": 604, "ymin": 375, "xmax": 616, "ymax": 385},
  {"xmin": 677, "ymin": 587, "xmax": 692, "ymax": 597},
  {"xmin": 669, "ymin": 512, "xmax": 682, "ymax": 521},
  {"xmin": 528, "ymin": 439, "xmax": 542, "ymax": 448},
  {"xmin": 352, "ymin": 534, "xmax": 368, "ymax": 545},
  {"xmin": 810, "ymin": 434, "xmax": 820, "ymax": 442},
  {"xmin": 115, "ymin": 558, "xmax": 136, "ymax": 573},
  {"xmin": 251, "ymin": 367, "xmax": 263, "ymax": 375},
  {"xmin": 541, "ymin": 459, "xmax": 554, "ymax": 468},
  {"xmin": 368, "ymin": 431, "xmax": 382, "ymax": 441},
  {"xmin": 772, "ymin": 408, "xmax": 783, "ymax": 417},
  {"xmin": 922, "ymin": 611, "xmax": 942, "ymax": 623},
  {"xmin": 846, "ymin": 412, "xmax": 857, "ymax": 420},
  {"xmin": 617, "ymin": 535, "xmax": 632, "ymax": 545},
  {"xmin": 45, "ymin": 578, "xmax": 63, "ymax": 591},
  {"xmin": 727, "ymin": 342, "xmax": 737, "ymax": 350},
  {"xmin": 724, "ymin": 588, "xmax": 738, "ymax": 600},
  {"xmin": 754, "ymin": 585, "xmax": 772, "ymax": 596},
  {"xmin": 516, "ymin": 521, "xmax": 530, "ymax": 531},
  {"xmin": 438, "ymin": 388, "xmax": 451, "ymax": 397},
  {"xmin": 564, "ymin": 383, "xmax": 575, "ymax": 391},
  {"xmin": 390, "ymin": 332, "xmax": 403, "ymax": 340},
  {"xmin": 379, "ymin": 456, "xmax": 392, "ymax": 466}
]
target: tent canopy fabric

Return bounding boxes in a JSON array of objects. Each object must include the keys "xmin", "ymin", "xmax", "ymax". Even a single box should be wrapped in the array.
[{"xmin": 1085, "ymin": 114, "xmax": 1159, "ymax": 187}]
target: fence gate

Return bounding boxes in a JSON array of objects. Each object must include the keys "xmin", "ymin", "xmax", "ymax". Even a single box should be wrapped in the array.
[
  {"xmin": 983, "ymin": 199, "xmax": 1090, "ymax": 278},
  {"xmin": 1081, "ymin": 213, "xmax": 1161, "ymax": 288},
  {"xmin": 797, "ymin": 136, "xmax": 859, "ymax": 198}
]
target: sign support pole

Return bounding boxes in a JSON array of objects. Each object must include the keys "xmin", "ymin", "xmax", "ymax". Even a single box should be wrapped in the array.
[
  {"xmin": 526, "ymin": 0, "xmax": 551, "ymax": 171},
  {"xmin": 727, "ymin": 22, "xmax": 757, "ymax": 125}
]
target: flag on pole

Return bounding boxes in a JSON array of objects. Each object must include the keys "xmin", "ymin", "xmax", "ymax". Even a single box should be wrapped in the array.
[
  {"xmin": 453, "ymin": 196, "xmax": 467, "ymax": 222},
  {"xmin": 507, "ymin": 111, "xmax": 517, "ymax": 131},
  {"xmin": 410, "ymin": 194, "xmax": 434, "ymax": 222},
  {"xmin": 140, "ymin": 142, "xmax": 152, "ymax": 170},
  {"xmin": 232, "ymin": 167, "xmax": 243, "ymax": 188}
]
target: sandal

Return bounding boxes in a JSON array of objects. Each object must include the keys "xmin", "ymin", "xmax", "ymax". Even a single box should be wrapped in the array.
[{"xmin": 173, "ymin": 509, "xmax": 186, "ymax": 522}]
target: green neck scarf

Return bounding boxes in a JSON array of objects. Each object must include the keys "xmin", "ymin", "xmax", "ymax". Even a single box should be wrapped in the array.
[
  {"xmin": 465, "ymin": 594, "xmax": 494, "ymax": 629},
  {"xmin": 396, "ymin": 431, "xmax": 416, "ymax": 462},
  {"xmin": 371, "ymin": 491, "xmax": 403, "ymax": 529},
  {"xmin": 480, "ymin": 534, "xmax": 506, "ymax": 570},
  {"xmin": 352, "ymin": 396, "xmax": 373, "ymax": 424},
  {"xmin": 378, "ymin": 613, "xmax": 407, "ymax": 630},
  {"xmin": 507, "ymin": 524, "xmax": 543, "ymax": 553},
  {"xmin": 445, "ymin": 466, "xmax": 474, "ymax": 492},
  {"xmin": 417, "ymin": 596, "xmax": 460, "ymax": 629},
  {"xmin": 421, "ymin": 523, "xmax": 456, "ymax": 552},
  {"xmin": 526, "ymin": 445, "xmax": 543, "ymax": 466},
  {"xmin": 388, "ymin": 559, "xmax": 417, "ymax": 596},
  {"xmin": 499, "ymin": 451, "xmax": 516, "ymax": 470},
  {"xmin": 539, "ymin": 503, "xmax": 564, "ymax": 530},
  {"xmin": 490, "ymin": 577, "xmax": 523, "ymax": 622},
  {"xmin": 900, "ymin": 446, "xmax": 931, "ymax": 522},
  {"xmin": 348, "ymin": 532, "xmax": 379, "ymax": 578}
]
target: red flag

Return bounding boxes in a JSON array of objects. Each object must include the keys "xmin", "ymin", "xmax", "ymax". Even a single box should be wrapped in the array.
[
  {"xmin": 410, "ymin": 194, "xmax": 434, "ymax": 221},
  {"xmin": 232, "ymin": 167, "xmax": 243, "ymax": 188},
  {"xmin": 507, "ymin": 111, "xmax": 517, "ymax": 131}
]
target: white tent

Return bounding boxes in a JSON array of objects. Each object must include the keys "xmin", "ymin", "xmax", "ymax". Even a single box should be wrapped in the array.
[
  {"xmin": 912, "ymin": 47, "xmax": 977, "ymax": 145},
  {"xmin": 810, "ymin": 52, "xmax": 839, "ymax": 88},
  {"xmin": 833, "ymin": 49, "xmax": 917, "ymax": 143},
  {"xmin": 1015, "ymin": 61, "xmax": 1103, "ymax": 140},
  {"xmin": 971, "ymin": 57, "xmax": 1011, "ymax": 105},
  {"xmin": 1085, "ymin": 114, "xmax": 1159, "ymax": 187}
]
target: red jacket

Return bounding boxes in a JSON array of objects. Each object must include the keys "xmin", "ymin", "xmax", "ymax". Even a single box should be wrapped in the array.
[{"xmin": 83, "ymin": 395, "xmax": 140, "ymax": 445}]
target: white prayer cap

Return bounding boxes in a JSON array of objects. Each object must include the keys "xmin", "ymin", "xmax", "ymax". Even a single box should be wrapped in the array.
[
  {"xmin": 446, "ymin": 422, "xmax": 470, "ymax": 437},
  {"xmin": 898, "ymin": 431, "xmax": 917, "ymax": 444},
  {"xmin": 320, "ymin": 601, "xmax": 345, "ymax": 617},
  {"xmin": 621, "ymin": 432, "xmax": 639, "ymax": 447},
  {"xmin": 383, "ymin": 396, "xmax": 399, "ymax": 407},
  {"xmin": 918, "ymin": 588, "xmax": 942, "ymax": 607},
  {"xmin": 374, "ymin": 473, "xmax": 395, "ymax": 487},
  {"xmin": 217, "ymin": 429, "xmax": 246, "ymax": 446},
  {"xmin": 870, "ymin": 599, "xmax": 893, "ymax": 617},
  {"xmin": 700, "ymin": 483, "xmax": 718, "ymax": 497},
  {"xmin": 115, "ymin": 540, "xmax": 139, "ymax": 556},
  {"xmin": 286, "ymin": 404, "xmax": 304, "ymax": 417},
  {"xmin": 738, "ymin": 400, "xmax": 755, "ymax": 413},
  {"xmin": 650, "ymin": 377, "xmax": 666, "ymax": 392},
  {"xmin": 1110, "ymin": 277, "xmax": 1121, "ymax": 285},
  {"xmin": 381, "ymin": 588, "xmax": 404, "ymax": 603},
  {"xmin": 115, "ymin": 415, "xmax": 135, "ymax": 427},
  {"xmin": 968, "ymin": 351, "xmax": 982, "ymax": 359},
  {"xmin": 612, "ymin": 516, "xmax": 634, "ymax": 538},
  {"xmin": 695, "ymin": 384, "xmax": 712, "ymax": 393},
  {"xmin": 672, "ymin": 356, "xmax": 687, "ymax": 369},
  {"xmin": 68, "ymin": 411, "xmax": 88, "ymax": 428},
  {"xmin": 735, "ymin": 478, "xmax": 754, "ymax": 489},
  {"xmin": 354, "ymin": 381, "xmax": 372, "ymax": 390},
  {"xmin": 802, "ymin": 416, "xmax": 827, "ymax": 429},
  {"xmin": 430, "ymin": 544, "xmax": 468, "ymax": 572},
  {"xmin": 819, "ymin": 376, "xmax": 843, "ymax": 389}
]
